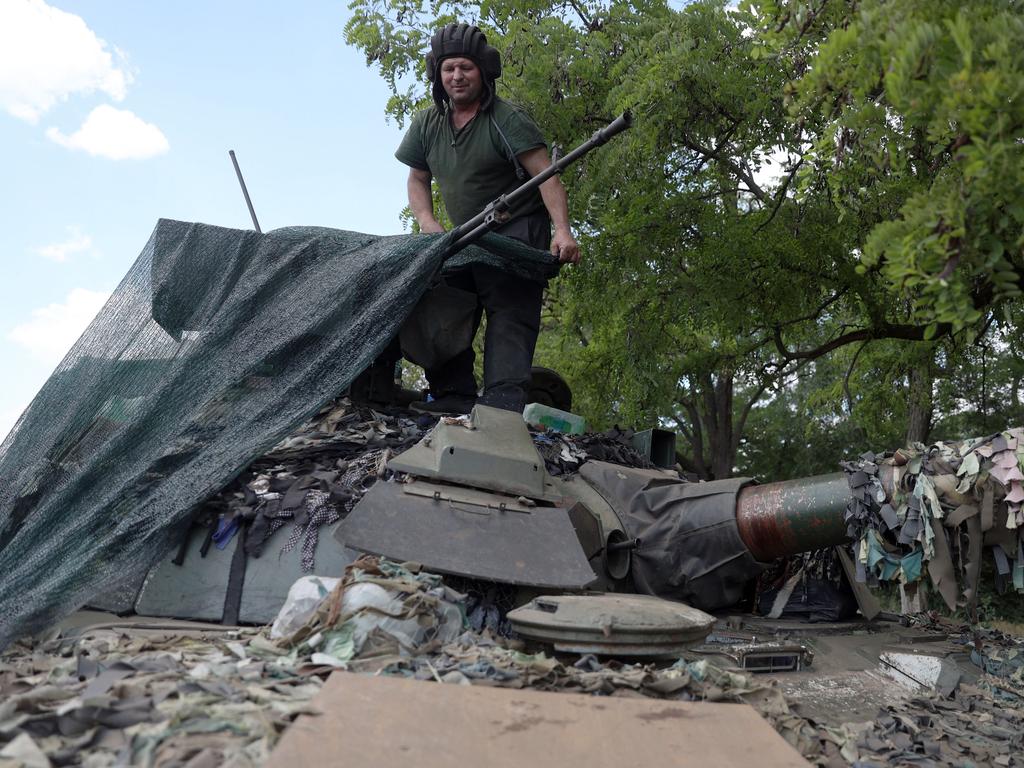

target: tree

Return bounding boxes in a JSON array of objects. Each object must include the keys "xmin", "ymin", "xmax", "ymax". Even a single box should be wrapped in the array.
[
  {"xmin": 749, "ymin": 0, "xmax": 1024, "ymax": 334},
  {"xmin": 345, "ymin": 0, "xmax": 1024, "ymax": 478}
]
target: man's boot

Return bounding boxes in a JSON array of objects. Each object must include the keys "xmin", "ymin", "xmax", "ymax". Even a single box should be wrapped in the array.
[{"xmin": 410, "ymin": 393, "xmax": 477, "ymax": 415}]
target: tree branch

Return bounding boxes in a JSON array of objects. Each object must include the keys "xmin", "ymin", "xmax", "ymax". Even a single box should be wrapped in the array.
[
  {"xmin": 843, "ymin": 340, "xmax": 869, "ymax": 415},
  {"xmin": 566, "ymin": 0, "xmax": 594, "ymax": 29},
  {"xmin": 776, "ymin": 288, "xmax": 849, "ymax": 331},
  {"xmin": 678, "ymin": 137, "xmax": 769, "ymax": 204},
  {"xmin": 773, "ymin": 320, "xmax": 953, "ymax": 363},
  {"xmin": 679, "ymin": 396, "xmax": 707, "ymax": 477},
  {"xmin": 733, "ymin": 380, "xmax": 770, "ymax": 456},
  {"xmin": 754, "ymin": 157, "xmax": 804, "ymax": 234},
  {"xmin": 671, "ymin": 414, "xmax": 694, "ymax": 442}
]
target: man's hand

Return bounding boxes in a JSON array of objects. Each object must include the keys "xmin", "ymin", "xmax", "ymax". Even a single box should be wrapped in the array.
[
  {"xmin": 517, "ymin": 148, "xmax": 581, "ymax": 266},
  {"xmin": 419, "ymin": 220, "xmax": 446, "ymax": 234},
  {"xmin": 551, "ymin": 227, "xmax": 580, "ymax": 264}
]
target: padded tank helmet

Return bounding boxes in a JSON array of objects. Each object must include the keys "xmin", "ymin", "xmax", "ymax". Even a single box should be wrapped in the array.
[{"xmin": 426, "ymin": 22, "xmax": 501, "ymax": 110}]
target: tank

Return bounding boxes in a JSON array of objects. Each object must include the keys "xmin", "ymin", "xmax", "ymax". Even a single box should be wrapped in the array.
[
  {"xmin": 62, "ymin": 401, "xmax": 1024, "ymax": 767},
  {"xmin": 333, "ymin": 404, "xmax": 855, "ymax": 613},
  {"xmin": 124, "ymin": 403, "xmax": 891, "ymax": 624}
]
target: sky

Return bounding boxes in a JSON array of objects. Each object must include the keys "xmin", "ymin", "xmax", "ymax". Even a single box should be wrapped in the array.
[{"xmin": 0, "ymin": 0, "xmax": 412, "ymax": 439}]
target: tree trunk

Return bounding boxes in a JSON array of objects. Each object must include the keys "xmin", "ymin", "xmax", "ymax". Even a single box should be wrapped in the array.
[
  {"xmin": 678, "ymin": 372, "xmax": 739, "ymax": 480},
  {"xmin": 677, "ymin": 371, "xmax": 770, "ymax": 480},
  {"xmin": 905, "ymin": 361, "xmax": 933, "ymax": 444},
  {"xmin": 706, "ymin": 373, "xmax": 736, "ymax": 479}
]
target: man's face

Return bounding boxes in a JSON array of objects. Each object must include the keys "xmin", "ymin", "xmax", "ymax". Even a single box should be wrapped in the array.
[{"xmin": 440, "ymin": 57, "xmax": 483, "ymax": 107}]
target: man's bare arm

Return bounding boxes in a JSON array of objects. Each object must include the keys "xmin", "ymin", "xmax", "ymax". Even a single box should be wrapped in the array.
[
  {"xmin": 517, "ymin": 147, "xmax": 580, "ymax": 264},
  {"xmin": 407, "ymin": 167, "xmax": 445, "ymax": 233}
]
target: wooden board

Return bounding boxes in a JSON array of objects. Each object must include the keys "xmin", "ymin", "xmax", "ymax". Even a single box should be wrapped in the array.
[{"xmin": 267, "ymin": 671, "xmax": 809, "ymax": 768}]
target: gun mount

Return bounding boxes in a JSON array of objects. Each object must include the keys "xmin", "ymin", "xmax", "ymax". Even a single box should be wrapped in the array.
[
  {"xmin": 336, "ymin": 405, "xmax": 858, "ymax": 613},
  {"xmin": 129, "ymin": 401, "xmax": 1018, "ymax": 644}
]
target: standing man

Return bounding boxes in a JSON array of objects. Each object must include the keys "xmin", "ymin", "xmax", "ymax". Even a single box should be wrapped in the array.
[{"xmin": 396, "ymin": 22, "xmax": 579, "ymax": 415}]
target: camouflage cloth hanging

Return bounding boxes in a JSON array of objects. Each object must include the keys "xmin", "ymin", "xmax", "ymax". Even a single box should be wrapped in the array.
[{"xmin": 841, "ymin": 428, "xmax": 1024, "ymax": 610}]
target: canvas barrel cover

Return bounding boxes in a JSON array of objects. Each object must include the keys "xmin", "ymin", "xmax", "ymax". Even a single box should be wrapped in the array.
[{"xmin": 578, "ymin": 461, "xmax": 763, "ymax": 610}]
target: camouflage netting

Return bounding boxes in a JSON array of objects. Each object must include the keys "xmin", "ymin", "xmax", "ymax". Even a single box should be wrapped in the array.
[{"xmin": 0, "ymin": 219, "xmax": 558, "ymax": 650}]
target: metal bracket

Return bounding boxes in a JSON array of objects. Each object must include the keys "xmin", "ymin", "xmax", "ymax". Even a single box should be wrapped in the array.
[{"xmin": 402, "ymin": 480, "xmax": 537, "ymax": 514}]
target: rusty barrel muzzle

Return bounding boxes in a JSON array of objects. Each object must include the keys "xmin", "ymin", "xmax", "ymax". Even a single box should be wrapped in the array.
[{"xmin": 735, "ymin": 473, "xmax": 852, "ymax": 562}]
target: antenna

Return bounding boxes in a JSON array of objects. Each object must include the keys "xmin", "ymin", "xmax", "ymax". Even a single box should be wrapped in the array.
[{"xmin": 228, "ymin": 150, "xmax": 262, "ymax": 233}]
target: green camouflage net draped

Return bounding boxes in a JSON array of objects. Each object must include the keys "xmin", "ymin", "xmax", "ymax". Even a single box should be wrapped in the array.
[{"xmin": 0, "ymin": 219, "xmax": 558, "ymax": 649}]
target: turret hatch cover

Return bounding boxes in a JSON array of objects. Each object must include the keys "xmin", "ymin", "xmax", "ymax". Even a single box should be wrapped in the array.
[{"xmin": 508, "ymin": 594, "xmax": 715, "ymax": 657}]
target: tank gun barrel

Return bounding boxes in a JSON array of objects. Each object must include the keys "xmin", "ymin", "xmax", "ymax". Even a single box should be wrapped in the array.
[
  {"xmin": 735, "ymin": 473, "xmax": 853, "ymax": 561},
  {"xmin": 733, "ymin": 463, "xmax": 923, "ymax": 561}
]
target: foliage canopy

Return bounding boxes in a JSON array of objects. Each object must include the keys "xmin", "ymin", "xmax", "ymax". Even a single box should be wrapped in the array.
[{"xmin": 346, "ymin": 0, "xmax": 1024, "ymax": 477}]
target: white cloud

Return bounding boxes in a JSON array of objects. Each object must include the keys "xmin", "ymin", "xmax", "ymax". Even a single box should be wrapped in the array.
[
  {"xmin": 7, "ymin": 287, "xmax": 110, "ymax": 364},
  {"xmin": 0, "ymin": 0, "xmax": 131, "ymax": 123},
  {"xmin": 752, "ymin": 147, "xmax": 799, "ymax": 192},
  {"xmin": 0, "ymin": 402, "xmax": 30, "ymax": 444},
  {"xmin": 46, "ymin": 104, "xmax": 169, "ymax": 159},
  {"xmin": 34, "ymin": 227, "xmax": 93, "ymax": 263}
]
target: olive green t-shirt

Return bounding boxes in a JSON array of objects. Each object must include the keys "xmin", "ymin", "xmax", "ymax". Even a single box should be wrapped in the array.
[{"xmin": 395, "ymin": 98, "xmax": 548, "ymax": 226}]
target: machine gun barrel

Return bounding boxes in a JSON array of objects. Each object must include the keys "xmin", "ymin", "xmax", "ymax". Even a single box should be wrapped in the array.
[{"xmin": 447, "ymin": 111, "xmax": 633, "ymax": 254}]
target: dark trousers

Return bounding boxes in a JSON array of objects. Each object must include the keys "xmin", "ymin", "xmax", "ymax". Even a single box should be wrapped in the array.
[
  {"xmin": 426, "ymin": 212, "xmax": 551, "ymax": 413},
  {"xmin": 426, "ymin": 265, "xmax": 545, "ymax": 412}
]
